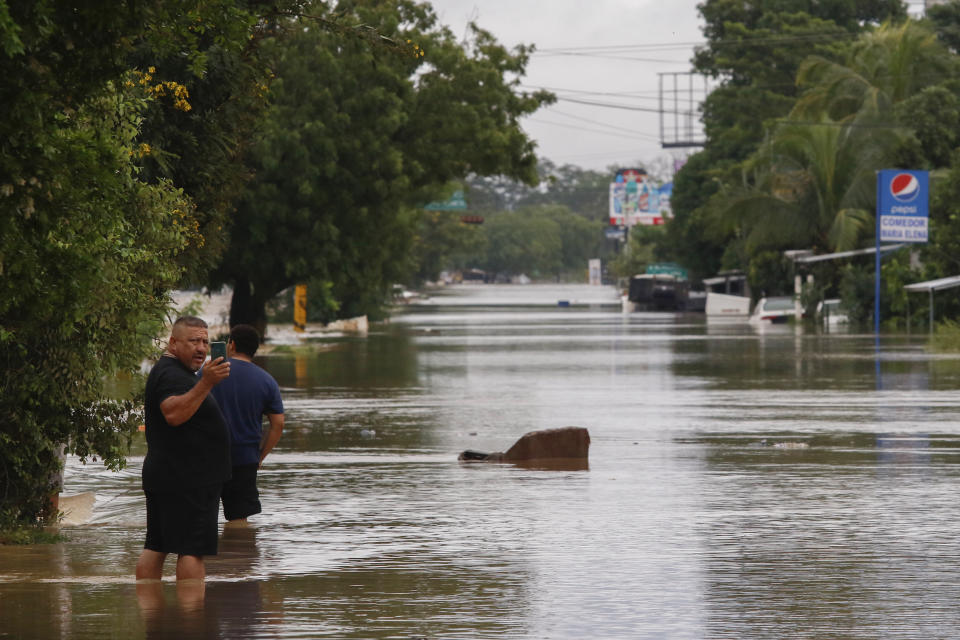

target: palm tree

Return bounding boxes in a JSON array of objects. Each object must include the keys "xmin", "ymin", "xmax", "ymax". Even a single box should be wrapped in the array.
[
  {"xmin": 795, "ymin": 20, "xmax": 954, "ymax": 119},
  {"xmin": 712, "ymin": 108, "xmax": 906, "ymax": 254},
  {"xmin": 710, "ymin": 20, "xmax": 946, "ymax": 256}
]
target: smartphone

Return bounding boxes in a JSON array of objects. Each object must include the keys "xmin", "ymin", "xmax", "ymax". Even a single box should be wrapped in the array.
[{"xmin": 210, "ymin": 341, "xmax": 227, "ymax": 362}]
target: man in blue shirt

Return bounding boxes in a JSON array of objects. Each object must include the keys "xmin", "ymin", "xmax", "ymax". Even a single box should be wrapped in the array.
[{"xmin": 211, "ymin": 324, "xmax": 285, "ymax": 524}]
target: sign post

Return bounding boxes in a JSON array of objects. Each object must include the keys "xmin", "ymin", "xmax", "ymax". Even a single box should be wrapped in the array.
[
  {"xmin": 875, "ymin": 169, "xmax": 929, "ymax": 333},
  {"xmin": 294, "ymin": 284, "xmax": 307, "ymax": 333}
]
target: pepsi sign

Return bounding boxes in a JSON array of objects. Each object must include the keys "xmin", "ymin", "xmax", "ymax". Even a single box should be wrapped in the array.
[{"xmin": 877, "ymin": 169, "xmax": 929, "ymax": 243}]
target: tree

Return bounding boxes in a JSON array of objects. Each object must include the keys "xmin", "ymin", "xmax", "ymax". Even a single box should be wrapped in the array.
[
  {"xmin": 482, "ymin": 211, "xmax": 562, "ymax": 279},
  {"xmin": 713, "ymin": 109, "xmax": 906, "ymax": 255},
  {"xmin": 0, "ymin": 1, "xmax": 209, "ymax": 527},
  {"xmin": 794, "ymin": 20, "xmax": 955, "ymax": 120},
  {"xmin": 520, "ymin": 161, "xmax": 612, "ymax": 222},
  {"xmin": 212, "ymin": 0, "xmax": 553, "ymax": 332},
  {"xmin": 711, "ymin": 19, "xmax": 956, "ymax": 258},
  {"xmin": 412, "ymin": 210, "xmax": 486, "ymax": 284},
  {"xmin": 131, "ymin": 3, "xmax": 294, "ymax": 282},
  {"xmin": 0, "ymin": 1, "xmax": 283, "ymax": 529},
  {"xmin": 928, "ymin": 0, "xmax": 960, "ymax": 53},
  {"xmin": 666, "ymin": 0, "xmax": 907, "ymax": 280}
]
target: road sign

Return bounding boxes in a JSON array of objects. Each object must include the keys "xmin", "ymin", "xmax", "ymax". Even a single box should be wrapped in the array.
[
  {"xmin": 646, "ymin": 262, "xmax": 688, "ymax": 280},
  {"xmin": 605, "ymin": 227, "xmax": 626, "ymax": 241},
  {"xmin": 424, "ymin": 190, "xmax": 467, "ymax": 211},
  {"xmin": 877, "ymin": 170, "xmax": 929, "ymax": 243}
]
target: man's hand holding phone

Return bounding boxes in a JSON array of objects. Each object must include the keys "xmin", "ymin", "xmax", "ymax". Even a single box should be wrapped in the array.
[
  {"xmin": 202, "ymin": 341, "xmax": 230, "ymax": 386},
  {"xmin": 210, "ymin": 341, "xmax": 227, "ymax": 362}
]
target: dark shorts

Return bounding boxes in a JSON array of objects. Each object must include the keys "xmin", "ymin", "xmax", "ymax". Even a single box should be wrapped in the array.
[
  {"xmin": 144, "ymin": 484, "xmax": 222, "ymax": 556},
  {"xmin": 220, "ymin": 463, "xmax": 262, "ymax": 521}
]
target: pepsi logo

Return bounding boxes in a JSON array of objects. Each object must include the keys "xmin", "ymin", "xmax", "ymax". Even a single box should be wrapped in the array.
[{"xmin": 890, "ymin": 173, "xmax": 920, "ymax": 202}]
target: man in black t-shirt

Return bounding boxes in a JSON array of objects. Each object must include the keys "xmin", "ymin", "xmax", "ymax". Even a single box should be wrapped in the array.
[{"xmin": 135, "ymin": 316, "xmax": 232, "ymax": 583}]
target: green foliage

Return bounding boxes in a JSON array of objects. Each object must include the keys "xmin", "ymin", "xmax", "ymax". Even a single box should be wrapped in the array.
[
  {"xmin": 892, "ymin": 83, "xmax": 960, "ymax": 168},
  {"xmin": 267, "ymin": 282, "xmax": 342, "ymax": 326},
  {"xmin": 669, "ymin": 0, "xmax": 908, "ymax": 283},
  {"xmin": 214, "ymin": 0, "xmax": 553, "ymax": 330},
  {"xmin": 924, "ymin": 150, "xmax": 960, "ymax": 284},
  {"xmin": 0, "ymin": 0, "xmax": 276, "ymax": 527},
  {"xmin": 131, "ymin": 1, "xmax": 305, "ymax": 284},
  {"xmin": 662, "ymin": 152, "xmax": 728, "ymax": 282},
  {"xmin": 412, "ymin": 210, "xmax": 486, "ymax": 284},
  {"xmin": 0, "ymin": 526, "xmax": 64, "ymax": 545},
  {"xmin": 748, "ymin": 250, "xmax": 793, "ymax": 298},
  {"xmin": 609, "ymin": 226, "xmax": 664, "ymax": 281},
  {"xmin": 462, "ymin": 205, "xmax": 606, "ymax": 281},
  {"xmin": 838, "ymin": 264, "xmax": 876, "ymax": 325},
  {"xmin": 836, "ymin": 252, "xmax": 923, "ymax": 328},
  {"xmin": 0, "ymin": 79, "xmax": 191, "ymax": 526},
  {"xmin": 879, "ymin": 253, "xmax": 920, "ymax": 329},
  {"xmin": 482, "ymin": 210, "xmax": 562, "ymax": 279},
  {"xmin": 929, "ymin": 318, "xmax": 960, "ymax": 352},
  {"xmin": 928, "ymin": 0, "xmax": 960, "ymax": 53},
  {"xmin": 713, "ymin": 108, "xmax": 905, "ymax": 256},
  {"xmin": 795, "ymin": 20, "xmax": 954, "ymax": 119}
]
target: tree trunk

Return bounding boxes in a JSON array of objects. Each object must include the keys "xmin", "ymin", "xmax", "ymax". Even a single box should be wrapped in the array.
[{"xmin": 229, "ymin": 276, "xmax": 268, "ymax": 338}]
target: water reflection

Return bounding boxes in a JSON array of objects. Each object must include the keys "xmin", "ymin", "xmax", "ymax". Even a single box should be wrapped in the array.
[
  {"xmin": 8, "ymin": 285, "xmax": 960, "ymax": 638},
  {"xmin": 136, "ymin": 527, "xmax": 267, "ymax": 640},
  {"xmin": 693, "ymin": 431, "xmax": 960, "ymax": 638}
]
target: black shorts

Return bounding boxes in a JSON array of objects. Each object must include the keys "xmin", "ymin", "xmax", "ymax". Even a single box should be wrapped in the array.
[
  {"xmin": 220, "ymin": 463, "xmax": 262, "ymax": 521},
  {"xmin": 144, "ymin": 484, "xmax": 222, "ymax": 556}
]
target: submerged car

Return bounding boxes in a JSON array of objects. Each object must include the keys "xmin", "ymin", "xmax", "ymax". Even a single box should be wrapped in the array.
[
  {"xmin": 749, "ymin": 296, "xmax": 801, "ymax": 324},
  {"xmin": 816, "ymin": 298, "xmax": 849, "ymax": 325}
]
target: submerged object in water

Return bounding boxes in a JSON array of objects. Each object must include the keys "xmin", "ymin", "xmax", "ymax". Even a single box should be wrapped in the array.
[{"xmin": 459, "ymin": 426, "xmax": 590, "ymax": 470}]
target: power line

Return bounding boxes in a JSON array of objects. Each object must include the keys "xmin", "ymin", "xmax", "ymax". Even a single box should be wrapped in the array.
[
  {"xmin": 555, "ymin": 96, "xmax": 685, "ymax": 114},
  {"xmin": 527, "ymin": 117, "xmax": 660, "ymax": 142},
  {"xmin": 543, "ymin": 107, "xmax": 661, "ymax": 136},
  {"xmin": 536, "ymin": 42, "xmax": 705, "ymax": 53},
  {"xmin": 534, "ymin": 30, "xmax": 862, "ymax": 56},
  {"xmin": 536, "ymin": 52, "xmax": 693, "ymax": 64},
  {"xmin": 520, "ymin": 84, "xmax": 662, "ymax": 98}
]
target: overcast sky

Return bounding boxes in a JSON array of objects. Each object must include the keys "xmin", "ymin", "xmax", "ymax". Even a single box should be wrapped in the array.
[
  {"xmin": 426, "ymin": 0, "xmax": 707, "ymax": 175},
  {"xmin": 427, "ymin": 0, "xmax": 929, "ymax": 176}
]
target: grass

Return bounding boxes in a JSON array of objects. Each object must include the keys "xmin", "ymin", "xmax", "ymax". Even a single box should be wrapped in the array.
[{"xmin": 0, "ymin": 525, "xmax": 65, "ymax": 545}]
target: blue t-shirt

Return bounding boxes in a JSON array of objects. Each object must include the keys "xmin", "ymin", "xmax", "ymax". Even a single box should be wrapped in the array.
[{"xmin": 210, "ymin": 358, "xmax": 284, "ymax": 466}]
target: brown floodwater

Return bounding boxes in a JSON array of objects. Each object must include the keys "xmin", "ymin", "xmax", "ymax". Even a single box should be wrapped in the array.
[{"xmin": 4, "ymin": 283, "xmax": 960, "ymax": 639}]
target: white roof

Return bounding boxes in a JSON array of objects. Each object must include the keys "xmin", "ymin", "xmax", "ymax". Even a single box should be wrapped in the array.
[
  {"xmin": 703, "ymin": 274, "xmax": 746, "ymax": 286},
  {"xmin": 904, "ymin": 275, "xmax": 960, "ymax": 292},
  {"xmin": 793, "ymin": 244, "xmax": 906, "ymax": 264}
]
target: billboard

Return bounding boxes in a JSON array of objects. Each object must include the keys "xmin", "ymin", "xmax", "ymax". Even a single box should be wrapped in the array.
[{"xmin": 609, "ymin": 169, "xmax": 671, "ymax": 227}]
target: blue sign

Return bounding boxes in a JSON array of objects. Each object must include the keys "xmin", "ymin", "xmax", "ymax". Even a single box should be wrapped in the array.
[{"xmin": 877, "ymin": 169, "xmax": 929, "ymax": 243}]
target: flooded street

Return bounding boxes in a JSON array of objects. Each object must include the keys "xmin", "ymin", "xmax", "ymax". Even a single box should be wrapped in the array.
[{"xmin": 5, "ymin": 283, "xmax": 960, "ymax": 639}]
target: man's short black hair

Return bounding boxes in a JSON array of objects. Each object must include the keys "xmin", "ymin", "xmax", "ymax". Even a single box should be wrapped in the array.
[
  {"xmin": 230, "ymin": 324, "xmax": 260, "ymax": 357},
  {"xmin": 173, "ymin": 316, "xmax": 208, "ymax": 330}
]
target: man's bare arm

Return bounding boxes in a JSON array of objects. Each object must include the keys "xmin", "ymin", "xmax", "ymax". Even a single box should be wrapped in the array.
[
  {"xmin": 259, "ymin": 413, "xmax": 285, "ymax": 466},
  {"xmin": 160, "ymin": 359, "xmax": 230, "ymax": 427}
]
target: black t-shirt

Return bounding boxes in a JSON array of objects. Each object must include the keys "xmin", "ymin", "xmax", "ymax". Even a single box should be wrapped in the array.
[{"xmin": 142, "ymin": 355, "xmax": 232, "ymax": 491}]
